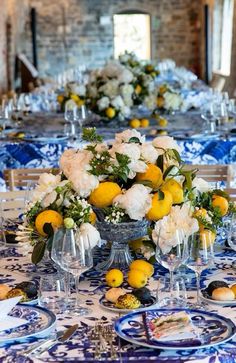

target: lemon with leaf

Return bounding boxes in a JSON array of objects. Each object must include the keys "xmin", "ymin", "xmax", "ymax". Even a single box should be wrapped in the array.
[
  {"xmin": 136, "ymin": 164, "xmax": 163, "ymax": 189},
  {"xmin": 89, "ymin": 182, "xmax": 121, "ymax": 208},
  {"xmin": 162, "ymin": 179, "xmax": 184, "ymax": 204},
  {"xmin": 35, "ymin": 210, "xmax": 63, "ymax": 237},
  {"xmin": 146, "ymin": 190, "xmax": 173, "ymax": 220}
]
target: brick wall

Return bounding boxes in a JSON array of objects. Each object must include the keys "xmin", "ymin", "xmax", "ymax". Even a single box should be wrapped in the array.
[{"xmin": 224, "ymin": 0, "xmax": 236, "ymax": 97}]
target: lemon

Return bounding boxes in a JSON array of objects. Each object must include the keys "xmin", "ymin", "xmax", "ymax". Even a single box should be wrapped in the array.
[
  {"xmin": 129, "ymin": 118, "xmax": 141, "ymax": 128},
  {"xmin": 212, "ymin": 195, "xmax": 229, "ymax": 216},
  {"xmin": 77, "ymin": 99, "xmax": 85, "ymax": 107},
  {"xmin": 105, "ymin": 107, "xmax": 116, "ymax": 119},
  {"xmin": 140, "ymin": 118, "xmax": 150, "ymax": 128},
  {"xmin": 130, "ymin": 260, "xmax": 154, "ymax": 278},
  {"xmin": 230, "ymin": 284, "xmax": 236, "ymax": 298},
  {"xmin": 70, "ymin": 94, "xmax": 80, "ymax": 102},
  {"xmin": 145, "ymin": 64, "xmax": 154, "ymax": 73},
  {"xmin": 200, "ymin": 229, "xmax": 216, "ymax": 247},
  {"xmin": 159, "ymin": 85, "xmax": 168, "ymax": 95},
  {"xmin": 194, "ymin": 208, "xmax": 208, "ymax": 218},
  {"xmin": 162, "ymin": 179, "xmax": 184, "ymax": 204},
  {"xmin": 35, "ymin": 210, "xmax": 64, "ymax": 237},
  {"xmin": 135, "ymin": 84, "xmax": 142, "ymax": 95},
  {"xmin": 158, "ymin": 117, "xmax": 168, "ymax": 127},
  {"xmin": 157, "ymin": 130, "xmax": 168, "ymax": 135},
  {"xmin": 89, "ymin": 182, "xmax": 121, "ymax": 208},
  {"xmin": 89, "ymin": 211, "xmax": 97, "ymax": 225},
  {"xmin": 127, "ymin": 269, "xmax": 148, "ymax": 288},
  {"xmin": 57, "ymin": 95, "xmax": 64, "ymax": 104},
  {"xmin": 136, "ymin": 164, "xmax": 163, "ymax": 189},
  {"xmin": 105, "ymin": 269, "xmax": 123, "ymax": 287},
  {"xmin": 146, "ymin": 190, "xmax": 173, "ymax": 220},
  {"xmin": 156, "ymin": 96, "xmax": 164, "ymax": 108}
]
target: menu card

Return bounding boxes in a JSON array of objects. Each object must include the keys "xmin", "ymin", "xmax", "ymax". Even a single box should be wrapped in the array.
[{"xmin": 0, "ymin": 297, "xmax": 28, "ymax": 332}]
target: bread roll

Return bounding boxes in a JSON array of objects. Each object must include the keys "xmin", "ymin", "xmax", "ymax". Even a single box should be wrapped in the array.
[
  {"xmin": 0, "ymin": 284, "xmax": 11, "ymax": 300},
  {"xmin": 212, "ymin": 287, "xmax": 235, "ymax": 301}
]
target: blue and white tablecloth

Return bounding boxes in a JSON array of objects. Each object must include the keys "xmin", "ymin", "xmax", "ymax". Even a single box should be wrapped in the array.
[{"xmin": 0, "ymin": 243, "xmax": 236, "ymax": 363}]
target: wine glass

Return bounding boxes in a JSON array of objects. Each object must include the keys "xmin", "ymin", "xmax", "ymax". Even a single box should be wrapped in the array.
[
  {"xmin": 227, "ymin": 214, "xmax": 236, "ymax": 269},
  {"xmin": 61, "ymin": 228, "xmax": 93, "ymax": 315},
  {"xmin": 155, "ymin": 229, "xmax": 188, "ymax": 307},
  {"xmin": 185, "ymin": 232, "xmax": 214, "ymax": 309},
  {"xmin": 64, "ymin": 101, "xmax": 77, "ymax": 138}
]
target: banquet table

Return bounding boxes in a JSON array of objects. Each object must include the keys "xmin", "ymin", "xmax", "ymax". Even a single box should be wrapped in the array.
[
  {"xmin": 0, "ymin": 242, "xmax": 236, "ymax": 363},
  {"xmin": 1, "ymin": 110, "xmax": 236, "ymax": 190}
]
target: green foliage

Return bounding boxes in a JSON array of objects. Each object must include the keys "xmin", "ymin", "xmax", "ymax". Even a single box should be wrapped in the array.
[
  {"xmin": 31, "ymin": 240, "xmax": 46, "ymax": 264},
  {"xmin": 82, "ymin": 127, "xmax": 103, "ymax": 143},
  {"xmin": 128, "ymin": 137, "xmax": 142, "ymax": 144},
  {"xmin": 64, "ymin": 200, "xmax": 90, "ymax": 225}
]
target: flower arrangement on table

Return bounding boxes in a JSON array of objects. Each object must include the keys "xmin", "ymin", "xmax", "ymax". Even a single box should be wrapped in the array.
[
  {"xmin": 151, "ymin": 84, "xmax": 184, "ymax": 114},
  {"xmin": 16, "ymin": 127, "xmax": 234, "ymax": 268},
  {"xmin": 57, "ymin": 81, "xmax": 86, "ymax": 111}
]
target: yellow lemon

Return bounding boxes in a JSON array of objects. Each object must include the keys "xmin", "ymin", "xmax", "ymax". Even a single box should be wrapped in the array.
[
  {"xmin": 146, "ymin": 190, "xmax": 173, "ymax": 221},
  {"xmin": 194, "ymin": 208, "xmax": 208, "ymax": 218},
  {"xmin": 89, "ymin": 182, "xmax": 121, "ymax": 208},
  {"xmin": 35, "ymin": 210, "xmax": 64, "ymax": 237},
  {"xmin": 135, "ymin": 84, "xmax": 142, "ymax": 94},
  {"xmin": 159, "ymin": 85, "xmax": 168, "ymax": 95},
  {"xmin": 136, "ymin": 164, "xmax": 163, "ymax": 189},
  {"xmin": 89, "ymin": 211, "xmax": 97, "ymax": 225},
  {"xmin": 230, "ymin": 284, "xmax": 236, "ymax": 298},
  {"xmin": 162, "ymin": 179, "xmax": 184, "ymax": 204},
  {"xmin": 158, "ymin": 117, "xmax": 168, "ymax": 127},
  {"xmin": 105, "ymin": 107, "xmax": 116, "ymax": 119},
  {"xmin": 156, "ymin": 96, "xmax": 164, "ymax": 108},
  {"xmin": 70, "ymin": 94, "xmax": 79, "ymax": 102},
  {"xmin": 200, "ymin": 229, "xmax": 216, "ymax": 247},
  {"xmin": 129, "ymin": 118, "xmax": 141, "ymax": 128},
  {"xmin": 77, "ymin": 99, "xmax": 85, "ymax": 107},
  {"xmin": 57, "ymin": 95, "xmax": 64, "ymax": 104},
  {"xmin": 105, "ymin": 269, "xmax": 123, "ymax": 287},
  {"xmin": 145, "ymin": 64, "xmax": 154, "ymax": 73},
  {"xmin": 127, "ymin": 269, "xmax": 148, "ymax": 288},
  {"xmin": 130, "ymin": 260, "xmax": 154, "ymax": 278},
  {"xmin": 140, "ymin": 118, "xmax": 150, "ymax": 128},
  {"xmin": 157, "ymin": 130, "xmax": 168, "ymax": 135},
  {"xmin": 212, "ymin": 195, "xmax": 229, "ymax": 216}
]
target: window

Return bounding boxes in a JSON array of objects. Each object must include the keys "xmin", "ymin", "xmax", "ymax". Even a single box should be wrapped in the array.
[
  {"xmin": 113, "ymin": 13, "xmax": 151, "ymax": 60},
  {"xmin": 213, "ymin": 0, "xmax": 234, "ymax": 76}
]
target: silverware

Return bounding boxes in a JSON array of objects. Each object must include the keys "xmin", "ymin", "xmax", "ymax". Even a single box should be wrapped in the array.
[
  {"xmin": 25, "ymin": 324, "xmax": 78, "ymax": 357},
  {"xmin": 22, "ymin": 331, "xmax": 64, "ymax": 356}
]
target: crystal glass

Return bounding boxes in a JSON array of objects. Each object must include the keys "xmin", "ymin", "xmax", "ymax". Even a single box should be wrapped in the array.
[
  {"xmin": 156, "ymin": 276, "xmax": 187, "ymax": 308},
  {"xmin": 60, "ymin": 228, "xmax": 93, "ymax": 315},
  {"xmin": 39, "ymin": 273, "xmax": 67, "ymax": 314},
  {"xmin": 155, "ymin": 229, "xmax": 188, "ymax": 307},
  {"xmin": 227, "ymin": 214, "xmax": 236, "ymax": 268},
  {"xmin": 185, "ymin": 232, "xmax": 214, "ymax": 309},
  {"xmin": 64, "ymin": 102, "xmax": 78, "ymax": 138}
]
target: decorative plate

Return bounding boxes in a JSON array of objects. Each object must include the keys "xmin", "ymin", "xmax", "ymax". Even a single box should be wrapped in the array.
[
  {"xmin": 0, "ymin": 304, "xmax": 56, "ymax": 344},
  {"xmin": 22, "ymin": 298, "xmax": 38, "ymax": 306},
  {"xmin": 114, "ymin": 308, "xmax": 236, "ymax": 350},
  {"xmin": 201, "ymin": 289, "xmax": 236, "ymax": 306},
  {"xmin": 23, "ymin": 135, "xmax": 68, "ymax": 143},
  {"xmin": 99, "ymin": 295, "xmax": 156, "ymax": 313}
]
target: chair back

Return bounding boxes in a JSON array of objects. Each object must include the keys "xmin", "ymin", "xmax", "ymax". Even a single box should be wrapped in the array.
[
  {"xmin": 0, "ymin": 190, "xmax": 26, "ymax": 219},
  {"xmin": 184, "ymin": 164, "xmax": 230, "ymax": 185}
]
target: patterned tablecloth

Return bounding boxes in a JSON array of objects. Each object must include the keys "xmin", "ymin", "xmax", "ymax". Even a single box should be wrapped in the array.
[{"xmin": 0, "ymin": 243, "xmax": 235, "ymax": 363}]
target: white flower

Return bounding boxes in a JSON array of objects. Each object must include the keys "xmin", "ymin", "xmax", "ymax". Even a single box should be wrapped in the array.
[
  {"xmin": 144, "ymin": 94, "xmax": 157, "ymax": 110},
  {"xmin": 41, "ymin": 191, "xmax": 57, "ymax": 208},
  {"xmin": 66, "ymin": 82, "xmax": 86, "ymax": 96},
  {"xmin": 88, "ymin": 85, "xmax": 98, "ymax": 98},
  {"xmin": 111, "ymin": 95, "xmax": 124, "ymax": 110},
  {"xmin": 78, "ymin": 223, "xmax": 101, "ymax": 249},
  {"xmin": 120, "ymin": 84, "xmax": 134, "ymax": 107},
  {"xmin": 113, "ymin": 184, "xmax": 152, "ymax": 220},
  {"xmin": 152, "ymin": 136, "xmax": 180, "ymax": 154},
  {"xmin": 99, "ymin": 79, "xmax": 119, "ymax": 97},
  {"xmin": 101, "ymin": 61, "xmax": 123, "ymax": 78},
  {"xmin": 115, "ymin": 129, "xmax": 145, "ymax": 144},
  {"xmin": 152, "ymin": 203, "xmax": 199, "ymax": 254},
  {"xmin": 97, "ymin": 96, "xmax": 110, "ymax": 111},
  {"xmin": 117, "ymin": 68, "xmax": 133, "ymax": 84},
  {"xmin": 192, "ymin": 177, "xmax": 211, "ymax": 194},
  {"xmin": 140, "ymin": 143, "xmax": 159, "ymax": 164},
  {"xmin": 31, "ymin": 173, "xmax": 62, "ymax": 203},
  {"xmin": 164, "ymin": 92, "xmax": 182, "ymax": 111}
]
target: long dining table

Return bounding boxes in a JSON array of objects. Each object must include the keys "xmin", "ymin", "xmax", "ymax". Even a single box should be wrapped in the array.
[{"xmin": 0, "ymin": 240, "xmax": 236, "ymax": 363}]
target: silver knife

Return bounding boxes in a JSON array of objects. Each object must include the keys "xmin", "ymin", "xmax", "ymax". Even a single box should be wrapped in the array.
[{"xmin": 32, "ymin": 324, "xmax": 78, "ymax": 357}]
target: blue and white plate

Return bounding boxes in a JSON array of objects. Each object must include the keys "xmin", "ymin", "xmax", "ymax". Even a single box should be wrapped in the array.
[
  {"xmin": 201, "ymin": 289, "xmax": 236, "ymax": 306},
  {"xmin": 99, "ymin": 295, "xmax": 156, "ymax": 313},
  {"xmin": 23, "ymin": 135, "xmax": 68, "ymax": 143},
  {"xmin": 22, "ymin": 298, "xmax": 38, "ymax": 306},
  {"xmin": 114, "ymin": 308, "xmax": 236, "ymax": 350},
  {"xmin": 0, "ymin": 304, "xmax": 56, "ymax": 345}
]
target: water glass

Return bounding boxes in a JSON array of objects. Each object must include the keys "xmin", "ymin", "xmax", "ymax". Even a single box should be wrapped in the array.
[
  {"xmin": 156, "ymin": 276, "xmax": 187, "ymax": 308},
  {"xmin": 39, "ymin": 274, "xmax": 67, "ymax": 314},
  {"xmin": 227, "ymin": 215, "xmax": 236, "ymax": 268}
]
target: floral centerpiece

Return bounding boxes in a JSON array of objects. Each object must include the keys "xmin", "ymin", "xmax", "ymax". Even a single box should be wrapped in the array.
[
  {"xmin": 151, "ymin": 84, "xmax": 184, "ymax": 114},
  {"xmin": 17, "ymin": 127, "xmax": 234, "ymax": 269},
  {"xmin": 57, "ymin": 81, "xmax": 86, "ymax": 111}
]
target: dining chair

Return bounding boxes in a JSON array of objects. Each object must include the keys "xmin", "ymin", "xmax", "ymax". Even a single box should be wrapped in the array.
[
  {"xmin": 225, "ymin": 188, "xmax": 236, "ymax": 201},
  {"xmin": 0, "ymin": 190, "xmax": 26, "ymax": 219},
  {"xmin": 185, "ymin": 164, "xmax": 232, "ymax": 187},
  {"xmin": 3, "ymin": 167, "xmax": 59, "ymax": 191}
]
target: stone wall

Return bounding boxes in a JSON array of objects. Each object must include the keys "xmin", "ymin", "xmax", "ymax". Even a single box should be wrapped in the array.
[{"xmin": 224, "ymin": 0, "xmax": 236, "ymax": 96}]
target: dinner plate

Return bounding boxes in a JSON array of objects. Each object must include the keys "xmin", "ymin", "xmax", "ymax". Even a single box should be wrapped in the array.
[
  {"xmin": 99, "ymin": 295, "xmax": 156, "ymax": 313},
  {"xmin": 114, "ymin": 308, "xmax": 236, "ymax": 350},
  {"xmin": 22, "ymin": 297, "xmax": 38, "ymax": 306},
  {"xmin": 23, "ymin": 135, "xmax": 68, "ymax": 142},
  {"xmin": 201, "ymin": 289, "xmax": 236, "ymax": 306},
  {"xmin": 0, "ymin": 304, "xmax": 56, "ymax": 344}
]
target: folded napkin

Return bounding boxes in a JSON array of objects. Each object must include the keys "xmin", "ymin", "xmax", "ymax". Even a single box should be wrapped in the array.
[{"xmin": 0, "ymin": 297, "xmax": 28, "ymax": 332}]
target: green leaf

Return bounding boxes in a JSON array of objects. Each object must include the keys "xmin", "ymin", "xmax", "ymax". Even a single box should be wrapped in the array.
[
  {"xmin": 82, "ymin": 127, "xmax": 103, "ymax": 143},
  {"xmin": 135, "ymin": 180, "xmax": 153, "ymax": 188},
  {"xmin": 156, "ymin": 155, "xmax": 164, "ymax": 171},
  {"xmin": 163, "ymin": 165, "xmax": 176, "ymax": 180},
  {"xmin": 172, "ymin": 149, "xmax": 182, "ymax": 164},
  {"xmin": 212, "ymin": 189, "xmax": 230, "ymax": 200},
  {"xmin": 32, "ymin": 240, "xmax": 46, "ymax": 264},
  {"xmin": 158, "ymin": 190, "xmax": 165, "ymax": 200},
  {"xmin": 43, "ymin": 223, "xmax": 54, "ymax": 237},
  {"xmin": 128, "ymin": 137, "xmax": 141, "ymax": 144},
  {"xmin": 183, "ymin": 171, "xmax": 192, "ymax": 191}
]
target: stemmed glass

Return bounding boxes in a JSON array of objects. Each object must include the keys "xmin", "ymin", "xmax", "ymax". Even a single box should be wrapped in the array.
[
  {"xmin": 155, "ymin": 229, "xmax": 188, "ymax": 307},
  {"xmin": 74, "ymin": 105, "xmax": 88, "ymax": 143},
  {"xmin": 185, "ymin": 232, "xmax": 214, "ymax": 309},
  {"xmin": 227, "ymin": 214, "xmax": 236, "ymax": 269},
  {"xmin": 64, "ymin": 102, "xmax": 78, "ymax": 138}
]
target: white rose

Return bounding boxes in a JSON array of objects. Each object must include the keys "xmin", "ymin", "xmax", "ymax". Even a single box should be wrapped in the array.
[
  {"xmin": 32, "ymin": 173, "xmax": 61, "ymax": 203},
  {"xmin": 144, "ymin": 94, "xmax": 157, "ymax": 110},
  {"xmin": 152, "ymin": 136, "xmax": 180, "ymax": 153},
  {"xmin": 140, "ymin": 144, "xmax": 159, "ymax": 164},
  {"xmin": 97, "ymin": 96, "xmax": 110, "ymax": 111},
  {"xmin": 164, "ymin": 92, "xmax": 182, "ymax": 110},
  {"xmin": 78, "ymin": 223, "xmax": 101, "ymax": 249},
  {"xmin": 67, "ymin": 169, "xmax": 99, "ymax": 197},
  {"xmin": 115, "ymin": 129, "xmax": 145, "ymax": 144},
  {"xmin": 111, "ymin": 95, "xmax": 124, "ymax": 110},
  {"xmin": 117, "ymin": 68, "xmax": 133, "ymax": 84},
  {"xmin": 99, "ymin": 79, "xmax": 119, "ymax": 97},
  {"xmin": 101, "ymin": 61, "xmax": 123, "ymax": 78},
  {"xmin": 113, "ymin": 184, "xmax": 152, "ymax": 220},
  {"xmin": 41, "ymin": 190, "xmax": 57, "ymax": 208},
  {"xmin": 192, "ymin": 177, "xmax": 211, "ymax": 194}
]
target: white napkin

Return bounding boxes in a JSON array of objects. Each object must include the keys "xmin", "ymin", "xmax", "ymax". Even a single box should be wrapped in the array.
[{"xmin": 0, "ymin": 297, "xmax": 28, "ymax": 332}]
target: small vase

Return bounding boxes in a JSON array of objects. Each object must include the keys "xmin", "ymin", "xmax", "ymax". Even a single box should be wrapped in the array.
[{"xmin": 95, "ymin": 219, "xmax": 149, "ymax": 271}]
